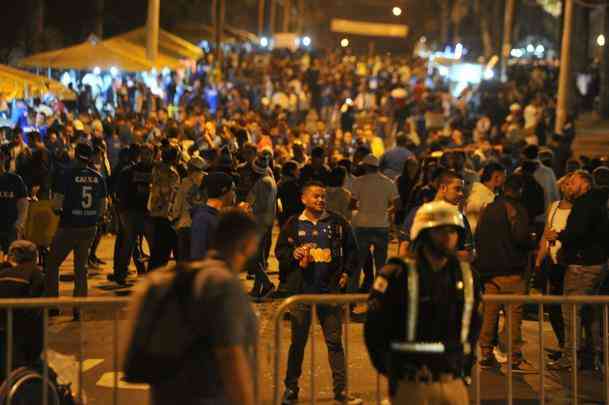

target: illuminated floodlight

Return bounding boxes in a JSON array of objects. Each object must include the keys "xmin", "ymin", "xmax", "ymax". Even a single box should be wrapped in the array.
[
  {"xmin": 598, "ymin": 34, "xmax": 606, "ymax": 47},
  {"xmin": 392, "ymin": 6, "xmax": 402, "ymax": 16},
  {"xmin": 526, "ymin": 44, "xmax": 535, "ymax": 53},
  {"xmin": 511, "ymin": 48, "xmax": 524, "ymax": 58},
  {"xmin": 483, "ymin": 69, "xmax": 494, "ymax": 80},
  {"xmin": 302, "ymin": 36, "xmax": 312, "ymax": 47},
  {"xmin": 93, "ymin": 66, "xmax": 101, "ymax": 75},
  {"xmin": 340, "ymin": 38, "xmax": 349, "ymax": 48},
  {"xmin": 260, "ymin": 37, "xmax": 269, "ymax": 47},
  {"xmin": 455, "ymin": 43, "xmax": 463, "ymax": 59},
  {"xmin": 535, "ymin": 44, "xmax": 544, "ymax": 54},
  {"xmin": 110, "ymin": 66, "xmax": 119, "ymax": 76}
]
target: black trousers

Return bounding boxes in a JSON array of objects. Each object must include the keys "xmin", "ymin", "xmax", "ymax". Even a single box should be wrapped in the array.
[
  {"xmin": 285, "ymin": 304, "xmax": 346, "ymax": 395},
  {"xmin": 249, "ymin": 226, "xmax": 274, "ymax": 291},
  {"xmin": 148, "ymin": 217, "xmax": 177, "ymax": 271},
  {"xmin": 544, "ymin": 261, "xmax": 566, "ymax": 348},
  {"xmin": 176, "ymin": 227, "xmax": 191, "ymax": 262}
]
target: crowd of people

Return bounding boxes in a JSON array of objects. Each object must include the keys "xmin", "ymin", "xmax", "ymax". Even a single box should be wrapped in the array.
[{"xmin": 0, "ymin": 48, "xmax": 607, "ymax": 404}]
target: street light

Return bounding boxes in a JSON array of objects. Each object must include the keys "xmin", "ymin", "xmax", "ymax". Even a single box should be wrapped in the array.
[
  {"xmin": 597, "ymin": 34, "xmax": 606, "ymax": 47},
  {"xmin": 340, "ymin": 38, "xmax": 350, "ymax": 48},
  {"xmin": 302, "ymin": 36, "xmax": 312, "ymax": 47},
  {"xmin": 392, "ymin": 6, "xmax": 402, "ymax": 16},
  {"xmin": 260, "ymin": 37, "xmax": 269, "ymax": 47}
]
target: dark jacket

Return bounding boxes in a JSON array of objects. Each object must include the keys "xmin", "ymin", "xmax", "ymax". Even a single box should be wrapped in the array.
[
  {"xmin": 277, "ymin": 176, "xmax": 303, "ymax": 227},
  {"xmin": 275, "ymin": 210, "xmax": 358, "ymax": 294},
  {"xmin": 190, "ymin": 205, "xmax": 220, "ymax": 261},
  {"xmin": 364, "ymin": 256, "xmax": 482, "ymax": 395},
  {"xmin": 299, "ymin": 164, "xmax": 331, "ymax": 186},
  {"xmin": 0, "ymin": 262, "xmax": 45, "ymax": 375},
  {"xmin": 474, "ymin": 196, "xmax": 535, "ymax": 278},
  {"xmin": 558, "ymin": 188, "xmax": 609, "ymax": 266}
]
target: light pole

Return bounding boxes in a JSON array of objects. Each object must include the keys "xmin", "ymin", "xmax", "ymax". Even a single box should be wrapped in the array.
[
  {"xmin": 146, "ymin": 0, "xmax": 160, "ymax": 61},
  {"xmin": 500, "ymin": 0, "xmax": 515, "ymax": 82},
  {"xmin": 556, "ymin": 0, "xmax": 574, "ymax": 134},
  {"xmin": 258, "ymin": 0, "xmax": 265, "ymax": 37}
]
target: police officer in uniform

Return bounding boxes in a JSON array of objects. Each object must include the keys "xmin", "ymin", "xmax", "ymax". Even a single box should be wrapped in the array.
[
  {"xmin": 364, "ymin": 201, "xmax": 482, "ymax": 405},
  {"xmin": 45, "ymin": 143, "xmax": 107, "ymax": 318}
]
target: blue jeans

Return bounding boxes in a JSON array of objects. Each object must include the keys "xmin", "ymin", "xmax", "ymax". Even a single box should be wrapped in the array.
[
  {"xmin": 348, "ymin": 227, "xmax": 389, "ymax": 293},
  {"xmin": 45, "ymin": 226, "xmax": 97, "ymax": 297}
]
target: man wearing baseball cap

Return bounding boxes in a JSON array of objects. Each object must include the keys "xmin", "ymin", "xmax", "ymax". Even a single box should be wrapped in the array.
[
  {"xmin": 45, "ymin": 142, "xmax": 108, "ymax": 319},
  {"xmin": 171, "ymin": 156, "xmax": 208, "ymax": 261},
  {"xmin": 190, "ymin": 172, "xmax": 236, "ymax": 260}
]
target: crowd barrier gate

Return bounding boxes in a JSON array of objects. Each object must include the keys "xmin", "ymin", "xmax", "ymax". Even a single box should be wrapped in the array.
[
  {"xmin": 0, "ymin": 294, "xmax": 607, "ymax": 405},
  {"xmin": 271, "ymin": 294, "xmax": 609, "ymax": 405}
]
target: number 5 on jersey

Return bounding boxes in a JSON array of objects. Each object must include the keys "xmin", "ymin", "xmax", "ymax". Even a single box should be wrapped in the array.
[{"xmin": 82, "ymin": 186, "xmax": 93, "ymax": 209}]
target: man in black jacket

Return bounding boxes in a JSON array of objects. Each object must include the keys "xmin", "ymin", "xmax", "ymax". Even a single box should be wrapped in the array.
[
  {"xmin": 0, "ymin": 240, "xmax": 44, "ymax": 379},
  {"xmin": 475, "ymin": 174, "xmax": 536, "ymax": 372},
  {"xmin": 546, "ymin": 170, "xmax": 609, "ymax": 370},
  {"xmin": 275, "ymin": 181, "xmax": 361, "ymax": 405}
]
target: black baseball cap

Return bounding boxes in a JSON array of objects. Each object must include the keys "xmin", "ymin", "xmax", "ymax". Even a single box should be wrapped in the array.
[
  {"xmin": 203, "ymin": 172, "xmax": 235, "ymax": 198},
  {"xmin": 75, "ymin": 143, "xmax": 94, "ymax": 162}
]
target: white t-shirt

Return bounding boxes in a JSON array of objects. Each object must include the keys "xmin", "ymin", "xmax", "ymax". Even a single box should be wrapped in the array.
[
  {"xmin": 524, "ymin": 104, "xmax": 540, "ymax": 129},
  {"xmin": 351, "ymin": 172, "xmax": 398, "ymax": 228},
  {"xmin": 546, "ymin": 201, "xmax": 571, "ymax": 263}
]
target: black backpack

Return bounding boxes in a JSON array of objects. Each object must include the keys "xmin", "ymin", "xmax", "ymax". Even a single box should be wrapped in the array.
[{"xmin": 122, "ymin": 262, "xmax": 207, "ymax": 384}]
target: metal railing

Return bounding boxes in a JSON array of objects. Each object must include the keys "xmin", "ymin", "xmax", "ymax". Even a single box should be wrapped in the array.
[
  {"xmin": 272, "ymin": 294, "xmax": 371, "ymax": 405},
  {"xmin": 0, "ymin": 297, "xmax": 129, "ymax": 405},
  {"xmin": 1, "ymin": 293, "xmax": 608, "ymax": 405},
  {"xmin": 271, "ymin": 294, "xmax": 609, "ymax": 405},
  {"xmin": 482, "ymin": 294, "xmax": 609, "ymax": 405}
]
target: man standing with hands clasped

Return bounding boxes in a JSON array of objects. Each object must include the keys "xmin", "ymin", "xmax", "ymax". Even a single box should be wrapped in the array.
[{"xmin": 275, "ymin": 181, "xmax": 361, "ymax": 405}]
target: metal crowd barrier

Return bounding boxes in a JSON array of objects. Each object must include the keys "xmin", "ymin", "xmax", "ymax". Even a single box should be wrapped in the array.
[
  {"xmin": 272, "ymin": 294, "xmax": 372, "ymax": 405},
  {"xmin": 271, "ymin": 294, "xmax": 609, "ymax": 405},
  {"xmin": 0, "ymin": 297, "xmax": 129, "ymax": 405},
  {"xmin": 482, "ymin": 294, "xmax": 609, "ymax": 405}
]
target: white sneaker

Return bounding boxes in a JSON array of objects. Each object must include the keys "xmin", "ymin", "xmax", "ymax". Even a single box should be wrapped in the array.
[{"xmin": 494, "ymin": 347, "xmax": 508, "ymax": 364}]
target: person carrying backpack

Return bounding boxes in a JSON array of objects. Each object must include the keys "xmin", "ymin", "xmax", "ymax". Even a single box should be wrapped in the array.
[{"xmin": 123, "ymin": 209, "xmax": 260, "ymax": 405}]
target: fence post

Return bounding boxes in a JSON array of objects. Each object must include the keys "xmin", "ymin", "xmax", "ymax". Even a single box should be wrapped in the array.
[
  {"xmin": 310, "ymin": 304, "xmax": 316, "ymax": 405},
  {"xmin": 79, "ymin": 309, "xmax": 84, "ymax": 402},
  {"xmin": 5, "ymin": 309, "xmax": 12, "ymax": 390},
  {"xmin": 507, "ymin": 304, "xmax": 513, "ymax": 405},
  {"xmin": 344, "ymin": 305, "xmax": 350, "ymax": 398},
  {"xmin": 113, "ymin": 308, "xmax": 119, "ymax": 405},
  {"xmin": 604, "ymin": 304, "xmax": 608, "ymax": 405},
  {"xmin": 475, "ymin": 345, "xmax": 481, "ymax": 405},
  {"xmin": 571, "ymin": 304, "xmax": 578, "ymax": 405},
  {"xmin": 43, "ymin": 308, "xmax": 48, "ymax": 405},
  {"xmin": 538, "ymin": 303, "xmax": 544, "ymax": 404}
]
